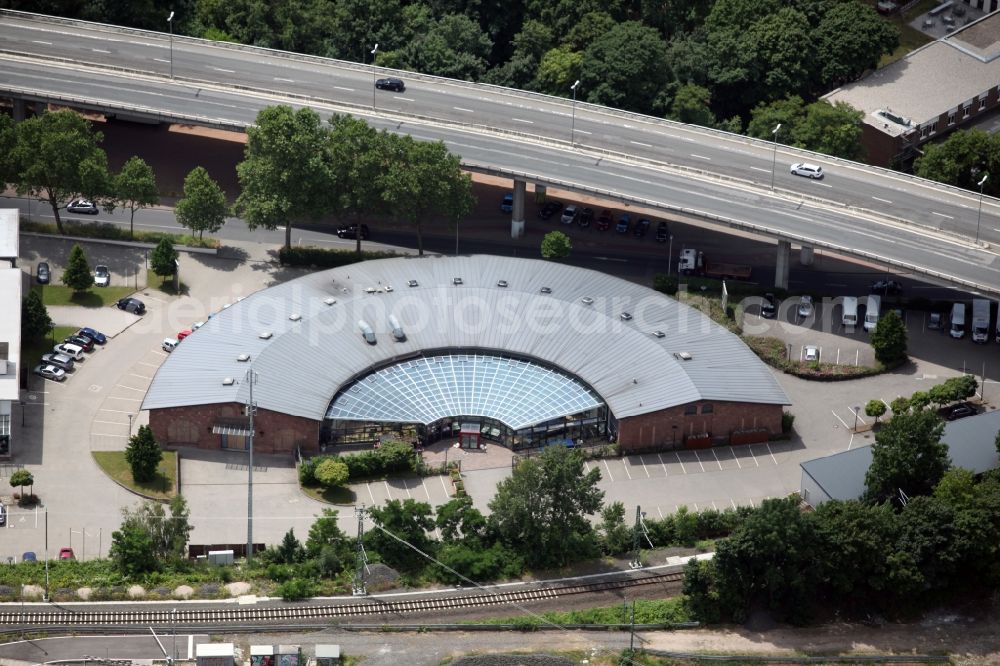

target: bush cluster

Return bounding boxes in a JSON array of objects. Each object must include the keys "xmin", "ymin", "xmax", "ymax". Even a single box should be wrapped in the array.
[
  {"xmin": 278, "ymin": 245, "xmax": 403, "ymax": 268},
  {"xmin": 743, "ymin": 335, "xmax": 896, "ymax": 380},
  {"xmin": 299, "ymin": 441, "xmax": 417, "ymax": 485}
]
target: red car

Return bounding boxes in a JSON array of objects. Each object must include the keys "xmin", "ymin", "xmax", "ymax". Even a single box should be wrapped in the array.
[
  {"xmin": 59, "ymin": 547, "xmax": 75, "ymax": 560},
  {"xmin": 596, "ymin": 210, "xmax": 613, "ymax": 231},
  {"xmin": 177, "ymin": 329, "xmax": 193, "ymax": 341}
]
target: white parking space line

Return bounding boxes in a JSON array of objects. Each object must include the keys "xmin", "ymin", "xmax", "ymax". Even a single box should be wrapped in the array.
[
  {"xmin": 108, "ymin": 396, "xmax": 143, "ymax": 402},
  {"xmin": 731, "ymin": 449, "xmax": 743, "ymax": 469},
  {"xmin": 621, "ymin": 460, "xmax": 632, "ymax": 480},
  {"xmin": 731, "ymin": 498, "xmax": 738, "ymax": 510},
  {"xmin": 695, "ymin": 452, "xmax": 706, "ymax": 473},
  {"xmin": 602, "ymin": 459, "xmax": 615, "ymax": 482},
  {"xmin": 367, "ymin": 483, "xmax": 375, "ymax": 504},
  {"xmin": 129, "ymin": 373, "xmax": 153, "ymax": 381},
  {"xmin": 766, "ymin": 443, "xmax": 779, "ymax": 466},
  {"xmin": 383, "ymin": 480, "xmax": 392, "ymax": 499},
  {"xmin": 831, "ymin": 409, "xmax": 852, "ymax": 429},
  {"xmin": 439, "ymin": 476, "xmax": 449, "ymax": 494},
  {"xmin": 32, "ymin": 40, "xmax": 52, "ymax": 45},
  {"xmin": 93, "ymin": 433, "xmax": 126, "ymax": 438},
  {"xmin": 848, "ymin": 432, "xmax": 857, "ymax": 450},
  {"xmin": 136, "ymin": 362, "xmax": 159, "ymax": 368},
  {"xmin": 153, "ymin": 58, "xmax": 169, "ymax": 63},
  {"xmin": 422, "ymin": 479, "xmax": 432, "ymax": 501},
  {"xmin": 693, "ymin": 502, "xmax": 699, "ymax": 511},
  {"xmin": 748, "ymin": 447, "xmax": 760, "ymax": 467},
  {"xmin": 711, "ymin": 449, "xmax": 723, "ymax": 471},
  {"xmin": 93, "ymin": 420, "xmax": 124, "ymax": 426},
  {"xmin": 639, "ymin": 456, "xmax": 649, "ymax": 478},
  {"xmin": 674, "ymin": 452, "xmax": 686, "ymax": 474},
  {"xmin": 584, "ymin": 461, "xmax": 591, "ymax": 474},
  {"xmin": 394, "ymin": 96, "xmax": 415, "ymax": 101},
  {"xmin": 404, "ymin": 482, "xmax": 412, "ymax": 499},
  {"xmin": 712, "ymin": 501, "xmax": 718, "ymax": 511},
  {"xmin": 576, "ymin": 129, "xmax": 592, "ymax": 135},
  {"xmin": 98, "ymin": 408, "xmax": 134, "ymax": 414},
  {"xmin": 656, "ymin": 453, "xmax": 669, "ymax": 476},
  {"xmin": 92, "ymin": 48, "xmax": 110, "ymax": 54},
  {"xmin": 115, "ymin": 384, "xmax": 146, "ymax": 392},
  {"xmin": 656, "ymin": 506, "xmax": 664, "ymax": 519}
]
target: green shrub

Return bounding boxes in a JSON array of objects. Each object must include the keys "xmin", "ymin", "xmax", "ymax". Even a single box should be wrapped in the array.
[
  {"xmin": 276, "ymin": 578, "xmax": 316, "ymax": 601},
  {"xmin": 266, "ymin": 563, "xmax": 294, "ymax": 582},
  {"xmin": 278, "ymin": 245, "xmax": 403, "ymax": 268},
  {"xmin": 782, "ymin": 412, "xmax": 795, "ymax": 433}
]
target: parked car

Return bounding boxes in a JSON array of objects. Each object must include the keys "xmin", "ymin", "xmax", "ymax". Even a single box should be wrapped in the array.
[
  {"xmin": 53, "ymin": 343, "xmax": 85, "ymax": 361},
  {"xmin": 33, "ymin": 364, "xmax": 67, "ymax": 382},
  {"xmin": 162, "ymin": 337, "xmax": 179, "ymax": 353},
  {"xmin": 804, "ymin": 345, "xmax": 819, "ymax": 362},
  {"xmin": 790, "ymin": 163, "xmax": 824, "ymax": 179},
  {"xmin": 59, "ymin": 548, "xmax": 75, "ymax": 560},
  {"xmin": 374, "ymin": 77, "xmax": 405, "ymax": 92},
  {"xmin": 596, "ymin": 210, "xmax": 613, "ymax": 231},
  {"xmin": 634, "ymin": 218, "xmax": 651, "ymax": 237},
  {"xmin": 761, "ymin": 293, "xmax": 777, "ymax": 319},
  {"xmin": 798, "ymin": 295, "xmax": 814, "ymax": 318},
  {"xmin": 192, "ymin": 321, "xmax": 205, "ymax": 330},
  {"xmin": 871, "ymin": 279, "xmax": 902, "ymax": 295},
  {"xmin": 177, "ymin": 329, "xmax": 193, "ymax": 341},
  {"xmin": 655, "ymin": 221, "xmax": 669, "ymax": 243},
  {"xmin": 538, "ymin": 201, "xmax": 561, "ymax": 220},
  {"xmin": 946, "ymin": 404, "xmax": 977, "ymax": 421},
  {"xmin": 560, "ymin": 205, "xmax": 578, "ymax": 225},
  {"xmin": 94, "ymin": 264, "xmax": 110, "ymax": 287},
  {"xmin": 64, "ymin": 335, "xmax": 94, "ymax": 352},
  {"xmin": 116, "ymin": 297, "xmax": 146, "ymax": 314},
  {"xmin": 40, "ymin": 352, "xmax": 75, "ymax": 371},
  {"xmin": 77, "ymin": 327, "xmax": 107, "ymax": 345},
  {"xmin": 928, "ymin": 312, "xmax": 945, "ymax": 330},
  {"xmin": 500, "ymin": 193, "xmax": 513, "ymax": 213},
  {"xmin": 616, "ymin": 214, "xmax": 632, "ymax": 234},
  {"xmin": 578, "ymin": 207, "xmax": 594, "ymax": 228},
  {"xmin": 0, "ymin": 504, "xmax": 6, "ymax": 526},
  {"xmin": 67, "ymin": 199, "xmax": 98, "ymax": 214},
  {"xmin": 336, "ymin": 224, "xmax": 370, "ymax": 240},
  {"xmin": 21, "ymin": 552, "xmax": 36, "ymax": 562},
  {"xmin": 36, "ymin": 262, "xmax": 50, "ymax": 284}
]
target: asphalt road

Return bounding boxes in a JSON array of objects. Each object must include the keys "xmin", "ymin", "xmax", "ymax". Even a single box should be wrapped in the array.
[{"xmin": 1, "ymin": 12, "xmax": 999, "ymax": 294}]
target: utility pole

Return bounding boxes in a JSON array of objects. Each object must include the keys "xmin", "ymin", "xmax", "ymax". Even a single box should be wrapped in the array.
[
  {"xmin": 43, "ymin": 509, "xmax": 48, "ymax": 602},
  {"xmin": 629, "ymin": 505, "xmax": 643, "ymax": 569},
  {"xmin": 353, "ymin": 505, "xmax": 368, "ymax": 596},
  {"xmin": 246, "ymin": 369, "xmax": 258, "ymax": 563}
]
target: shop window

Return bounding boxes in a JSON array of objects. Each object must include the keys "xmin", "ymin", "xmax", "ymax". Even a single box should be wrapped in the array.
[{"xmin": 701, "ymin": 404, "xmax": 714, "ymax": 414}]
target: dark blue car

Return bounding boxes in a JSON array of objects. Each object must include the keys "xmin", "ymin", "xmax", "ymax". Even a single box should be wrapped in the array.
[{"xmin": 77, "ymin": 327, "xmax": 107, "ymax": 345}]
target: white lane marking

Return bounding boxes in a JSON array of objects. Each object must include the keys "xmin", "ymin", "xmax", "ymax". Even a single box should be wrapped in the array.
[
  {"xmin": 512, "ymin": 118, "xmax": 534, "ymax": 124},
  {"xmin": 602, "ymin": 459, "xmax": 615, "ymax": 482},
  {"xmin": 931, "ymin": 211, "xmax": 954, "ymax": 219},
  {"xmin": 333, "ymin": 86, "xmax": 354, "ymax": 92},
  {"xmin": 674, "ymin": 452, "xmax": 686, "ymax": 474},
  {"xmin": 32, "ymin": 40, "xmax": 52, "ymax": 45},
  {"xmin": 691, "ymin": 154, "xmax": 712, "ymax": 160},
  {"xmin": 872, "ymin": 196, "xmax": 893, "ymax": 204},
  {"xmin": 630, "ymin": 141, "xmax": 652, "ymax": 148},
  {"xmin": 576, "ymin": 130, "xmax": 592, "ymax": 135},
  {"xmin": 453, "ymin": 107, "xmax": 474, "ymax": 113},
  {"xmin": 394, "ymin": 96, "xmax": 415, "ymax": 102},
  {"xmin": 274, "ymin": 77, "xmax": 294, "ymax": 83},
  {"xmin": 210, "ymin": 67, "xmax": 235, "ymax": 74},
  {"xmin": 750, "ymin": 166, "xmax": 770, "ymax": 173},
  {"xmin": 153, "ymin": 58, "xmax": 170, "ymax": 63},
  {"xmin": 91, "ymin": 48, "xmax": 110, "ymax": 54}
]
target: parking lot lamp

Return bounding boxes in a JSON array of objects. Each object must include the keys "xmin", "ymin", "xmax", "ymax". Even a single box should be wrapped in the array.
[
  {"xmin": 167, "ymin": 12, "xmax": 174, "ymax": 79},
  {"xmin": 975, "ymin": 173, "xmax": 988, "ymax": 244},
  {"xmin": 371, "ymin": 44, "xmax": 378, "ymax": 109},
  {"xmin": 570, "ymin": 80, "xmax": 581, "ymax": 145},
  {"xmin": 770, "ymin": 123, "xmax": 781, "ymax": 190}
]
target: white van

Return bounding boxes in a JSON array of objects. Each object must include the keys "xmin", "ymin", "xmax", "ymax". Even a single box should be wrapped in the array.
[
  {"xmin": 842, "ymin": 296, "xmax": 858, "ymax": 328},
  {"xmin": 162, "ymin": 338, "xmax": 178, "ymax": 353},
  {"xmin": 950, "ymin": 303, "xmax": 966, "ymax": 339},
  {"xmin": 863, "ymin": 295, "xmax": 881, "ymax": 333},
  {"xmin": 971, "ymin": 298, "xmax": 990, "ymax": 343}
]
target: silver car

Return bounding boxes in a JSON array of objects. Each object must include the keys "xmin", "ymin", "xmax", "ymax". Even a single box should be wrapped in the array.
[
  {"xmin": 40, "ymin": 352, "xmax": 75, "ymax": 371},
  {"xmin": 34, "ymin": 364, "xmax": 67, "ymax": 381},
  {"xmin": 790, "ymin": 163, "xmax": 824, "ymax": 179},
  {"xmin": 53, "ymin": 343, "xmax": 84, "ymax": 361}
]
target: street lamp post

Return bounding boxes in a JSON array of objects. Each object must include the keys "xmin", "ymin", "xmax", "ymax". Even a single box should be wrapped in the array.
[
  {"xmin": 770, "ymin": 123, "xmax": 782, "ymax": 191},
  {"xmin": 853, "ymin": 405, "xmax": 861, "ymax": 431},
  {"xmin": 667, "ymin": 234, "xmax": 674, "ymax": 276},
  {"xmin": 975, "ymin": 173, "xmax": 988, "ymax": 244},
  {"xmin": 127, "ymin": 413, "xmax": 133, "ymax": 436},
  {"xmin": 371, "ymin": 44, "xmax": 378, "ymax": 109},
  {"xmin": 167, "ymin": 12, "xmax": 175, "ymax": 79},
  {"xmin": 570, "ymin": 80, "xmax": 581, "ymax": 145},
  {"xmin": 172, "ymin": 607, "xmax": 177, "ymax": 661}
]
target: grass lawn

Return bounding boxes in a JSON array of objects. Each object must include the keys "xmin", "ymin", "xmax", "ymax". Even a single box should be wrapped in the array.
[
  {"xmin": 300, "ymin": 483, "xmax": 356, "ymax": 505},
  {"xmin": 879, "ymin": 0, "xmax": 936, "ymax": 67},
  {"xmin": 92, "ymin": 451, "xmax": 177, "ymax": 500},
  {"xmin": 22, "ymin": 326, "xmax": 79, "ymax": 366},
  {"xmin": 31, "ymin": 284, "xmax": 138, "ymax": 308}
]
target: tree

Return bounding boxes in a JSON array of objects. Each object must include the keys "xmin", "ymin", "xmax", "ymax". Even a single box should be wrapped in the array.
[
  {"xmin": 671, "ymin": 83, "xmax": 718, "ymax": 128},
  {"xmin": 276, "ymin": 528, "xmax": 305, "ymax": 564},
  {"xmin": 113, "ymin": 156, "xmax": 159, "ymax": 239},
  {"xmin": 914, "ymin": 130, "xmax": 1000, "ymax": 195},
  {"xmin": 378, "ymin": 135, "xmax": 474, "ymax": 256},
  {"xmin": 488, "ymin": 445, "xmax": 604, "ymax": 568},
  {"xmin": 814, "ymin": 2, "xmax": 898, "ymax": 89},
  {"xmin": 864, "ymin": 409, "xmax": 950, "ymax": 504},
  {"xmin": 10, "ymin": 109, "xmax": 112, "ymax": 234},
  {"xmin": 890, "ymin": 396, "xmax": 910, "ymax": 416},
  {"xmin": 175, "ymin": 167, "xmax": 227, "ymax": 239},
  {"xmin": 870, "ymin": 309, "xmax": 907, "ymax": 365},
  {"xmin": 597, "ymin": 501, "xmax": 632, "ymax": 555},
  {"xmin": 579, "ymin": 21, "xmax": 671, "ymax": 115},
  {"xmin": 327, "ymin": 115, "xmax": 385, "ymax": 253},
  {"xmin": 533, "ymin": 47, "xmax": 583, "ymax": 96},
  {"xmin": 21, "ymin": 290, "xmax": 53, "ymax": 341},
  {"xmin": 384, "ymin": 12, "xmax": 493, "ymax": 81},
  {"xmin": 366, "ymin": 499, "xmax": 436, "ymax": 571},
  {"xmin": 109, "ymin": 521, "xmax": 158, "ymax": 576},
  {"xmin": 746, "ymin": 96, "xmax": 805, "ymax": 141},
  {"xmin": 435, "ymin": 495, "xmax": 486, "ymax": 543},
  {"xmin": 682, "ymin": 558, "xmax": 721, "ymax": 623},
  {"xmin": 0, "ymin": 113, "xmax": 16, "ymax": 185},
  {"xmin": 149, "ymin": 237, "xmax": 179, "ymax": 279},
  {"xmin": 540, "ymin": 230, "xmax": 571, "ymax": 259},
  {"xmin": 115, "ymin": 498, "xmax": 192, "ymax": 563},
  {"xmin": 790, "ymin": 101, "xmax": 865, "ymax": 161},
  {"xmin": 9, "ymin": 469, "xmax": 34, "ymax": 499},
  {"xmin": 61, "ymin": 244, "xmax": 94, "ymax": 293},
  {"xmin": 305, "ymin": 508, "xmax": 349, "ymax": 559},
  {"xmin": 909, "ymin": 390, "xmax": 931, "ymax": 412},
  {"xmin": 124, "ymin": 425, "xmax": 162, "ymax": 483},
  {"xmin": 315, "ymin": 458, "xmax": 349, "ymax": 490},
  {"xmin": 236, "ymin": 106, "xmax": 336, "ymax": 249},
  {"xmin": 865, "ymin": 399, "xmax": 887, "ymax": 425}
]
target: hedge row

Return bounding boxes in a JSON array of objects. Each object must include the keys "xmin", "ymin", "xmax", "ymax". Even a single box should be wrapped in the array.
[
  {"xmin": 21, "ymin": 219, "xmax": 219, "ymax": 249},
  {"xmin": 743, "ymin": 335, "xmax": 896, "ymax": 380},
  {"xmin": 299, "ymin": 441, "xmax": 417, "ymax": 484},
  {"xmin": 278, "ymin": 245, "xmax": 404, "ymax": 268}
]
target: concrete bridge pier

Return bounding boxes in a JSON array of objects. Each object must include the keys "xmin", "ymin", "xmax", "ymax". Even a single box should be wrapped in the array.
[
  {"xmin": 12, "ymin": 99, "xmax": 26, "ymax": 122},
  {"xmin": 510, "ymin": 178, "xmax": 526, "ymax": 239},
  {"xmin": 775, "ymin": 240, "xmax": 791, "ymax": 290},
  {"xmin": 800, "ymin": 245, "xmax": 814, "ymax": 266}
]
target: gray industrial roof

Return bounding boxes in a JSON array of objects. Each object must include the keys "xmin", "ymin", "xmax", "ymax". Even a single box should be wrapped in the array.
[
  {"xmin": 824, "ymin": 12, "xmax": 1000, "ymax": 137},
  {"xmin": 142, "ymin": 255, "xmax": 789, "ymax": 422},
  {"xmin": 800, "ymin": 445, "xmax": 874, "ymax": 504}
]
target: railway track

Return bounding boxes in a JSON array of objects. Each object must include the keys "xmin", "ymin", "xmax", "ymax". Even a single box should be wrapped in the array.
[{"xmin": 0, "ymin": 570, "xmax": 683, "ymax": 627}]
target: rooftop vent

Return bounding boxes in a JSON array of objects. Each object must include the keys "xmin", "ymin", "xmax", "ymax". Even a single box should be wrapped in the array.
[
  {"xmin": 497, "ymin": 280, "xmax": 508, "ymax": 288},
  {"xmin": 222, "ymin": 303, "xmax": 231, "ymax": 309},
  {"xmin": 876, "ymin": 109, "xmax": 912, "ymax": 128},
  {"xmin": 289, "ymin": 313, "xmax": 301, "ymax": 321},
  {"xmin": 385, "ymin": 285, "xmax": 394, "ymax": 292},
  {"xmin": 620, "ymin": 312, "xmax": 633, "ymax": 321},
  {"xmin": 673, "ymin": 351, "xmax": 693, "ymax": 361},
  {"xmin": 453, "ymin": 277, "xmax": 463, "ymax": 285},
  {"xmin": 237, "ymin": 354, "xmax": 250, "ymax": 362},
  {"xmin": 259, "ymin": 331, "xmax": 273, "ymax": 340},
  {"xmin": 324, "ymin": 297, "xmax": 337, "ymax": 305},
  {"xmin": 222, "ymin": 377, "xmax": 235, "ymax": 385},
  {"xmin": 408, "ymin": 280, "xmax": 419, "ymax": 287},
  {"xmin": 581, "ymin": 297, "xmax": 594, "ymax": 305},
  {"xmin": 540, "ymin": 287, "xmax": 552, "ymax": 294},
  {"xmin": 652, "ymin": 330, "xmax": 665, "ymax": 338},
  {"xmin": 365, "ymin": 287, "xmax": 376, "ymax": 294}
]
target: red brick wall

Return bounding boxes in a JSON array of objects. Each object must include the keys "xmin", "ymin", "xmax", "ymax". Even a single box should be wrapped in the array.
[
  {"xmin": 148, "ymin": 403, "xmax": 321, "ymax": 456},
  {"xmin": 618, "ymin": 401, "xmax": 783, "ymax": 453}
]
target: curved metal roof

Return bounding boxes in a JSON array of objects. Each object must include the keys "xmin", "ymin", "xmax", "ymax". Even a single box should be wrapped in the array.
[
  {"xmin": 326, "ymin": 352, "xmax": 604, "ymax": 429},
  {"xmin": 142, "ymin": 255, "xmax": 789, "ymax": 420}
]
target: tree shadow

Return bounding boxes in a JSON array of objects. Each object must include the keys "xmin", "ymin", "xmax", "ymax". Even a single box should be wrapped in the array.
[{"xmin": 67, "ymin": 291, "xmax": 105, "ymax": 308}]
